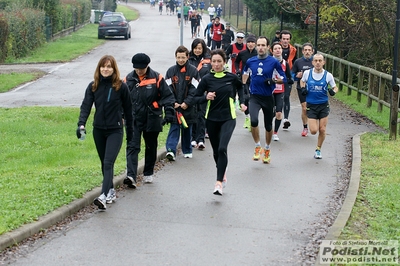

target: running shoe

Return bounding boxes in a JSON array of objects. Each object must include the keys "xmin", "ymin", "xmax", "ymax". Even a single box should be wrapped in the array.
[
  {"xmin": 191, "ymin": 140, "xmax": 197, "ymax": 147},
  {"xmin": 272, "ymin": 133, "xmax": 279, "ymax": 141},
  {"xmin": 106, "ymin": 188, "xmax": 116, "ymax": 204},
  {"xmin": 94, "ymin": 194, "xmax": 107, "ymax": 210},
  {"xmin": 197, "ymin": 142, "xmax": 205, "ymax": 150},
  {"xmin": 205, "ymin": 132, "xmax": 209, "ymax": 139},
  {"xmin": 213, "ymin": 183, "xmax": 223, "ymax": 196},
  {"xmin": 263, "ymin": 149, "xmax": 271, "ymax": 164},
  {"xmin": 123, "ymin": 176, "xmax": 137, "ymax": 189},
  {"xmin": 283, "ymin": 119, "xmax": 291, "ymax": 129},
  {"xmin": 253, "ymin": 146, "xmax": 262, "ymax": 161},
  {"xmin": 184, "ymin": 153, "xmax": 193, "ymax": 158},
  {"xmin": 243, "ymin": 117, "xmax": 250, "ymax": 128},
  {"xmin": 144, "ymin": 175, "xmax": 154, "ymax": 183},
  {"xmin": 166, "ymin": 151, "xmax": 176, "ymax": 161},
  {"xmin": 314, "ymin": 149, "xmax": 322, "ymax": 159},
  {"xmin": 301, "ymin": 128, "xmax": 308, "ymax": 137}
]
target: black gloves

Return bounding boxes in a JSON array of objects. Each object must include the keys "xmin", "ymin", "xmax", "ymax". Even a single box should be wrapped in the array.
[
  {"xmin": 287, "ymin": 78, "xmax": 294, "ymax": 85},
  {"xmin": 76, "ymin": 126, "xmax": 86, "ymax": 139},
  {"xmin": 162, "ymin": 106, "xmax": 175, "ymax": 125},
  {"xmin": 231, "ymin": 53, "xmax": 237, "ymax": 59},
  {"xmin": 236, "ymin": 71, "xmax": 241, "ymax": 79},
  {"xmin": 328, "ymin": 88, "xmax": 336, "ymax": 96},
  {"xmin": 301, "ymin": 87, "xmax": 308, "ymax": 96},
  {"xmin": 264, "ymin": 78, "xmax": 276, "ymax": 86}
]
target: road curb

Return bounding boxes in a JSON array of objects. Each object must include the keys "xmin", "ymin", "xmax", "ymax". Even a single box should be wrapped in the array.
[
  {"xmin": 314, "ymin": 132, "xmax": 364, "ymax": 265},
  {"xmin": 0, "ymin": 149, "xmax": 168, "ymax": 252}
]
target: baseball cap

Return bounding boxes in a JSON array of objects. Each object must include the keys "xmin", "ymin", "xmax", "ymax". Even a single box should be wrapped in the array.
[
  {"xmin": 131, "ymin": 53, "xmax": 151, "ymax": 69},
  {"xmin": 246, "ymin": 35, "xmax": 256, "ymax": 43},
  {"xmin": 236, "ymin": 32, "xmax": 245, "ymax": 38},
  {"xmin": 226, "ymin": 22, "xmax": 230, "ymax": 26},
  {"xmin": 275, "ymin": 30, "xmax": 280, "ymax": 34}
]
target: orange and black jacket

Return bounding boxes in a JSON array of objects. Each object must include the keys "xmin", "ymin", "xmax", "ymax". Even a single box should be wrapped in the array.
[
  {"xmin": 124, "ymin": 67, "xmax": 175, "ymax": 132},
  {"xmin": 165, "ymin": 61, "xmax": 200, "ymax": 124}
]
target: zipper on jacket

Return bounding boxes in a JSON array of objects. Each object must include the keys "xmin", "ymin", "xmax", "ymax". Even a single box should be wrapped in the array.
[{"xmin": 107, "ymin": 87, "xmax": 112, "ymax": 102}]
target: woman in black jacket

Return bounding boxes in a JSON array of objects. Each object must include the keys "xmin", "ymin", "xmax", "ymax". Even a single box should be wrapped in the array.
[
  {"xmin": 188, "ymin": 38, "xmax": 212, "ymax": 149},
  {"xmin": 77, "ymin": 55, "xmax": 133, "ymax": 210},
  {"xmin": 196, "ymin": 49, "xmax": 246, "ymax": 196}
]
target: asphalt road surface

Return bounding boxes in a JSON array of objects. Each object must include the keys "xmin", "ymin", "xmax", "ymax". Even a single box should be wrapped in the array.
[{"xmin": 0, "ymin": 2, "xmax": 381, "ymax": 265}]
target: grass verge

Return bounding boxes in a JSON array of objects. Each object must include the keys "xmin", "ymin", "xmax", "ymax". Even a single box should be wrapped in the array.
[
  {"xmin": 0, "ymin": 107, "xmax": 168, "ymax": 235},
  {"xmin": 0, "ymin": 72, "xmax": 46, "ymax": 93}
]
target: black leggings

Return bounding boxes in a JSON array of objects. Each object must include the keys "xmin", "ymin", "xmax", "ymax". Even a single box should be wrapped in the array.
[
  {"xmin": 249, "ymin": 94, "xmax": 275, "ymax": 132},
  {"xmin": 206, "ymin": 119, "xmax": 236, "ymax": 182},
  {"xmin": 283, "ymin": 84, "xmax": 292, "ymax": 119},
  {"xmin": 93, "ymin": 127, "xmax": 123, "ymax": 196}
]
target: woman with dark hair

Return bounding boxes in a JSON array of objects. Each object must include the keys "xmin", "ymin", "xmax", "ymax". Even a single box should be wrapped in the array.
[
  {"xmin": 77, "ymin": 55, "xmax": 133, "ymax": 210},
  {"xmin": 196, "ymin": 49, "xmax": 246, "ymax": 196},
  {"xmin": 270, "ymin": 42, "xmax": 293, "ymax": 141},
  {"xmin": 188, "ymin": 38, "xmax": 212, "ymax": 149}
]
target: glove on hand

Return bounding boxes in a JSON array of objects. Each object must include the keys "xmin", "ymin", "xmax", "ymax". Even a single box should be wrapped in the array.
[
  {"xmin": 236, "ymin": 71, "xmax": 241, "ymax": 79},
  {"xmin": 287, "ymin": 78, "xmax": 294, "ymax": 85},
  {"xmin": 264, "ymin": 78, "xmax": 276, "ymax": 86},
  {"xmin": 76, "ymin": 127, "xmax": 86, "ymax": 139},
  {"xmin": 162, "ymin": 106, "xmax": 175, "ymax": 125},
  {"xmin": 328, "ymin": 88, "xmax": 336, "ymax": 96},
  {"xmin": 301, "ymin": 87, "xmax": 308, "ymax": 96},
  {"xmin": 231, "ymin": 53, "xmax": 237, "ymax": 59}
]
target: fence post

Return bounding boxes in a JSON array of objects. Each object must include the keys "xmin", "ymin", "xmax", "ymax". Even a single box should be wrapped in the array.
[
  {"xmin": 357, "ymin": 69, "xmax": 363, "ymax": 102},
  {"xmin": 378, "ymin": 76, "xmax": 386, "ymax": 112},
  {"xmin": 339, "ymin": 60, "xmax": 345, "ymax": 92},
  {"xmin": 347, "ymin": 66, "xmax": 352, "ymax": 96}
]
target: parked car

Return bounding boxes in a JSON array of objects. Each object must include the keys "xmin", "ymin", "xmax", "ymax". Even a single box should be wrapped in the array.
[{"xmin": 98, "ymin": 13, "xmax": 131, "ymax": 40}]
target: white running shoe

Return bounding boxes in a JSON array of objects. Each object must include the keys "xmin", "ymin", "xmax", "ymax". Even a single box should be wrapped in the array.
[
  {"xmin": 191, "ymin": 140, "xmax": 197, "ymax": 147},
  {"xmin": 144, "ymin": 175, "xmax": 154, "ymax": 183},
  {"xmin": 272, "ymin": 134, "xmax": 279, "ymax": 141},
  {"xmin": 184, "ymin": 153, "xmax": 193, "ymax": 158},
  {"xmin": 213, "ymin": 183, "xmax": 223, "ymax": 196},
  {"xmin": 166, "ymin": 151, "xmax": 176, "ymax": 161},
  {"xmin": 197, "ymin": 142, "xmax": 205, "ymax": 150},
  {"xmin": 94, "ymin": 194, "xmax": 107, "ymax": 210},
  {"xmin": 106, "ymin": 188, "xmax": 116, "ymax": 204}
]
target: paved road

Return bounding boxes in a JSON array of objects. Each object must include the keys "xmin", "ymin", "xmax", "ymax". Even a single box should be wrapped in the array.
[{"xmin": 0, "ymin": 3, "xmax": 381, "ymax": 265}]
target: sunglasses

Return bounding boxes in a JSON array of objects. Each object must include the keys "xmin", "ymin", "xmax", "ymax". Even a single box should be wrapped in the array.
[{"xmin": 237, "ymin": 37, "xmax": 244, "ymax": 39}]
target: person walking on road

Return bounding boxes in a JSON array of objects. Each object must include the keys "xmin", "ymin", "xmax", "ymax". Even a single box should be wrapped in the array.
[
  {"xmin": 196, "ymin": 49, "xmax": 246, "ymax": 196},
  {"xmin": 77, "ymin": 55, "xmax": 134, "ymax": 210},
  {"xmin": 221, "ymin": 22, "xmax": 235, "ymax": 51},
  {"xmin": 165, "ymin": 46, "xmax": 200, "ymax": 161},
  {"xmin": 235, "ymin": 34, "xmax": 257, "ymax": 130},
  {"xmin": 300, "ymin": 53, "xmax": 337, "ymax": 159},
  {"xmin": 207, "ymin": 3, "xmax": 215, "ymax": 21},
  {"xmin": 204, "ymin": 18, "xmax": 215, "ymax": 48},
  {"xmin": 210, "ymin": 17, "xmax": 225, "ymax": 50},
  {"xmin": 279, "ymin": 30, "xmax": 297, "ymax": 131},
  {"xmin": 124, "ymin": 53, "xmax": 175, "ymax": 187},
  {"xmin": 270, "ymin": 42, "xmax": 294, "ymax": 141},
  {"xmin": 188, "ymin": 38, "xmax": 212, "ymax": 149},
  {"xmin": 291, "ymin": 43, "xmax": 314, "ymax": 136},
  {"xmin": 242, "ymin": 37, "xmax": 286, "ymax": 164},
  {"xmin": 225, "ymin": 31, "xmax": 246, "ymax": 74}
]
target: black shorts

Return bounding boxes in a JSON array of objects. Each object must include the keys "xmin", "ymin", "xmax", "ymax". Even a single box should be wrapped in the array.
[
  {"xmin": 273, "ymin": 92, "xmax": 284, "ymax": 112},
  {"xmin": 306, "ymin": 102, "xmax": 330, "ymax": 119}
]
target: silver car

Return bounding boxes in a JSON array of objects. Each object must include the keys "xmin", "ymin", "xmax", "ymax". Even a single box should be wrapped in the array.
[{"xmin": 98, "ymin": 13, "xmax": 131, "ymax": 40}]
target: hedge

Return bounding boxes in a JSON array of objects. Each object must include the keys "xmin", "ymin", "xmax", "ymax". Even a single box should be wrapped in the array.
[{"xmin": 0, "ymin": 0, "xmax": 92, "ymax": 63}]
